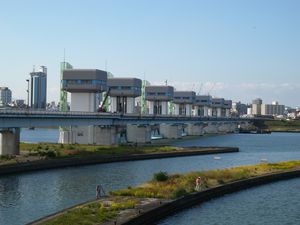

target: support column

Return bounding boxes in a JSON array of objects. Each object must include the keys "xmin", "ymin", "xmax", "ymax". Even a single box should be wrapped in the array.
[
  {"xmin": 185, "ymin": 104, "xmax": 192, "ymax": 116},
  {"xmin": 204, "ymin": 106, "xmax": 209, "ymax": 117},
  {"xmin": 187, "ymin": 123, "xmax": 204, "ymax": 136},
  {"xmin": 207, "ymin": 107, "xmax": 213, "ymax": 117},
  {"xmin": 126, "ymin": 124, "xmax": 151, "ymax": 143},
  {"xmin": 217, "ymin": 108, "xmax": 222, "ymax": 117},
  {"xmin": 225, "ymin": 109, "xmax": 230, "ymax": 117},
  {"xmin": 148, "ymin": 101, "xmax": 154, "ymax": 115},
  {"xmin": 0, "ymin": 128, "xmax": 20, "ymax": 155},
  {"xmin": 161, "ymin": 101, "xmax": 168, "ymax": 115},
  {"xmin": 203, "ymin": 122, "xmax": 219, "ymax": 134},
  {"xmin": 193, "ymin": 106, "xmax": 199, "ymax": 116},
  {"xmin": 94, "ymin": 126, "xmax": 118, "ymax": 145},
  {"xmin": 174, "ymin": 104, "xmax": 180, "ymax": 116},
  {"xmin": 126, "ymin": 97, "xmax": 135, "ymax": 114},
  {"xmin": 159, "ymin": 123, "xmax": 182, "ymax": 139},
  {"xmin": 109, "ymin": 97, "xmax": 117, "ymax": 113}
]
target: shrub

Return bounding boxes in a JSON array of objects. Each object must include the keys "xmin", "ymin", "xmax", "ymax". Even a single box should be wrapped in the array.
[
  {"xmin": 172, "ymin": 188, "xmax": 187, "ymax": 199},
  {"xmin": 153, "ymin": 171, "xmax": 169, "ymax": 182},
  {"xmin": 0, "ymin": 154, "xmax": 16, "ymax": 160}
]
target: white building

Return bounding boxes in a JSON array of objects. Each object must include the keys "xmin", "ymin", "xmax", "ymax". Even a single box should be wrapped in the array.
[{"xmin": 261, "ymin": 102, "xmax": 285, "ymax": 116}]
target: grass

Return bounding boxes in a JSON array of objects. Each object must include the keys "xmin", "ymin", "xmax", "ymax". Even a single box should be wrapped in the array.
[
  {"xmin": 42, "ymin": 160, "xmax": 300, "ymax": 225},
  {"xmin": 112, "ymin": 160, "xmax": 300, "ymax": 199},
  {"xmin": 0, "ymin": 143, "xmax": 181, "ymax": 165},
  {"xmin": 19, "ymin": 143, "xmax": 179, "ymax": 158},
  {"xmin": 42, "ymin": 197, "xmax": 138, "ymax": 225}
]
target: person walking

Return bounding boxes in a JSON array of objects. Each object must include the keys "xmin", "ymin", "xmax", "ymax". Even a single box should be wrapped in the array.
[
  {"xmin": 195, "ymin": 176, "xmax": 202, "ymax": 191},
  {"xmin": 96, "ymin": 185, "xmax": 101, "ymax": 199}
]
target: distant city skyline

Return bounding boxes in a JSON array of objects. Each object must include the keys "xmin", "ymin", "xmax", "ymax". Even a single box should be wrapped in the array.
[{"xmin": 0, "ymin": 0, "xmax": 299, "ymax": 107}]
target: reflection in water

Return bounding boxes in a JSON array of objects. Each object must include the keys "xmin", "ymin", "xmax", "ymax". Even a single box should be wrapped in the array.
[
  {"xmin": 0, "ymin": 176, "xmax": 21, "ymax": 208},
  {"xmin": 0, "ymin": 132, "xmax": 299, "ymax": 225}
]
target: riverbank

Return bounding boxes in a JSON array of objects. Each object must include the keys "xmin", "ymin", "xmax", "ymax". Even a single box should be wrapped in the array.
[
  {"xmin": 254, "ymin": 119, "xmax": 300, "ymax": 132},
  {"xmin": 30, "ymin": 161, "xmax": 300, "ymax": 225},
  {"xmin": 0, "ymin": 146, "xmax": 238, "ymax": 175}
]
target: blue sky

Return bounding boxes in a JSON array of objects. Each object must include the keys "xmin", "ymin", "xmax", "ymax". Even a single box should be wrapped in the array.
[{"xmin": 0, "ymin": 0, "xmax": 299, "ymax": 107}]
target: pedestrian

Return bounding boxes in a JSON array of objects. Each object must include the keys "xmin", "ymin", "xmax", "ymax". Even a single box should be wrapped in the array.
[
  {"xmin": 96, "ymin": 185, "xmax": 101, "ymax": 199},
  {"xmin": 195, "ymin": 176, "xmax": 202, "ymax": 191}
]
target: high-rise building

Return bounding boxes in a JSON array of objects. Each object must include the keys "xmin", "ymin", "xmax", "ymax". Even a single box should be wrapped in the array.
[
  {"xmin": 0, "ymin": 87, "xmax": 12, "ymax": 106},
  {"xmin": 252, "ymin": 98, "xmax": 262, "ymax": 115},
  {"xmin": 29, "ymin": 66, "xmax": 47, "ymax": 109},
  {"xmin": 59, "ymin": 62, "xmax": 73, "ymax": 111}
]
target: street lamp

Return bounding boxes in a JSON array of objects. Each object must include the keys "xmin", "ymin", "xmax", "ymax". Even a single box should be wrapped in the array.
[{"xmin": 26, "ymin": 79, "xmax": 29, "ymax": 108}]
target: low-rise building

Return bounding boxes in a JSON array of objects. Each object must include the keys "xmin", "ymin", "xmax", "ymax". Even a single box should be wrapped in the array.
[{"xmin": 261, "ymin": 102, "xmax": 285, "ymax": 116}]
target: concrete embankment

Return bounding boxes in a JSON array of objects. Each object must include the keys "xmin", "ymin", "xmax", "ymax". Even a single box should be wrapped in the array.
[
  {"xmin": 0, "ymin": 147, "xmax": 238, "ymax": 175},
  {"xmin": 30, "ymin": 169, "xmax": 300, "ymax": 225}
]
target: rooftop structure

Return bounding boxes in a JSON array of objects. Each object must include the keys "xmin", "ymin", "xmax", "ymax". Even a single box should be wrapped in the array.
[
  {"xmin": 173, "ymin": 91, "xmax": 196, "ymax": 104},
  {"xmin": 107, "ymin": 78, "xmax": 142, "ymax": 97},
  {"xmin": 107, "ymin": 78, "xmax": 142, "ymax": 113},
  {"xmin": 145, "ymin": 85, "xmax": 174, "ymax": 101},
  {"xmin": 62, "ymin": 69, "xmax": 108, "ymax": 112},
  {"xmin": 194, "ymin": 95, "xmax": 212, "ymax": 117},
  {"xmin": 173, "ymin": 91, "xmax": 196, "ymax": 116},
  {"xmin": 194, "ymin": 95, "xmax": 212, "ymax": 106},
  {"xmin": 145, "ymin": 85, "xmax": 174, "ymax": 115},
  {"xmin": 63, "ymin": 69, "xmax": 107, "ymax": 93}
]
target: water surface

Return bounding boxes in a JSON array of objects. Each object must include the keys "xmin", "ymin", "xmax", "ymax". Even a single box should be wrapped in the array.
[{"xmin": 0, "ymin": 132, "xmax": 299, "ymax": 225}]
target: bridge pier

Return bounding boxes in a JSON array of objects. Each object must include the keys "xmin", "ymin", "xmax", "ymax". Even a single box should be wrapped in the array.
[
  {"xmin": 203, "ymin": 122, "xmax": 219, "ymax": 134},
  {"xmin": 0, "ymin": 128, "xmax": 20, "ymax": 155},
  {"xmin": 59, "ymin": 126, "xmax": 119, "ymax": 145},
  {"xmin": 159, "ymin": 123, "xmax": 182, "ymax": 139},
  {"xmin": 126, "ymin": 124, "xmax": 151, "ymax": 143},
  {"xmin": 186, "ymin": 123, "xmax": 204, "ymax": 136}
]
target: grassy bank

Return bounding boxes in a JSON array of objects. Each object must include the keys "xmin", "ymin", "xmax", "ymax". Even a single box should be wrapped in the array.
[
  {"xmin": 0, "ymin": 143, "xmax": 179, "ymax": 165},
  {"xmin": 40, "ymin": 160, "xmax": 300, "ymax": 225},
  {"xmin": 41, "ymin": 196, "xmax": 139, "ymax": 225},
  {"xmin": 20, "ymin": 143, "xmax": 179, "ymax": 158},
  {"xmin": 254, "ymin": 120, "xmax": 300, "ymax": 132}
]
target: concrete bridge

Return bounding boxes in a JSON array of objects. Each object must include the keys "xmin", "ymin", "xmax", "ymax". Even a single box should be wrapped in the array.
[{"xmin": 0, "ymin": 109, "xmax": 252, "ymax": 155}]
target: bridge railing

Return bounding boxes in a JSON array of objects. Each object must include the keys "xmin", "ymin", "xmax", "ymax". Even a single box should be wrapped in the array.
[{"xmin": 0, "ymin": 109, "xmax": 245, "ymax": 121}]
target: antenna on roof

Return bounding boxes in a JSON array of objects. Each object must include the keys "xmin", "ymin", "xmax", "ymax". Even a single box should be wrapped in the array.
[
  {"xmin": 63, "ymin": 48, "xmax": 66, "ymax": 63},
  {"xmin": 33, "ymin": 65, "xmax": 35, "ymax": 72},
  {"xmin": 105, "ymin": 59, "xmax": 108, "ymax": 72},
  {"xmin": 165, "ymin": 79, "xmax": 168, "ymax": 86}
]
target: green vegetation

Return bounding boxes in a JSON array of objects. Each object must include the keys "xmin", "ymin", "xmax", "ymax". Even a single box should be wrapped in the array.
[
  {"xmin": 42, "ymin": 161, "xmax": 300, "ymax": 225},
  {"xmin": 254, "ymin": 119, "xmax": 300, "ymax": 132},
  {"xmin": 18, "ymin": 143, "xmax": 179, "ymax": 159},
  {"xmin": 112, "ymin": 160, "xmax": 300, "ymax": 199},
  {"xmin": 153, "ymin": 171, "xmax": 169, "ymax": 182},
  {"xmin": 0, "ymin": 154, "xmax": 16, "ymax": 160},
  {"xmin": 42, "ymin": 197, "xmax": 138, "ymax": 225}
]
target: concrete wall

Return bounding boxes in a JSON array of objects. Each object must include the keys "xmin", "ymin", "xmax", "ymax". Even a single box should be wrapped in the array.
[
  {"xmin": 203, "ymin": 123, "xmax": 219, "ymax": 134},
  {"xmin": 70, "ymin": 93, "xmax": 99, "ymax": 112},
  {"xmin": 0, "ymin": 128, "xmax": 20, "ymax": 155},
  {"xmin": 126, "ymin": 97, "xmax": 135, "ymax": 114},
  {"xmin": 186, "ymin": 124, "xmax": 204, "ymax": 136},
  {"xmin": 94, "ymin": 126, "xmax": 117, "ymax": 145},
  {"xmin": 159, "ymin": 124, "xmax": 182, "ymax": 139},
  {"xmin": 59, "ymin": 126, "xmax": 118, "ymax": 145},
  {"xmin": 126, "ymin": 124, "xmax": 151, "ymax": 143}
]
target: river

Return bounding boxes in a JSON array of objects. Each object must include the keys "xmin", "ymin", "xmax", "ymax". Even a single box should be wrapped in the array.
[{"xmin": 0, "ymin": 130, "xmax": 299, "ymax": 225}]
